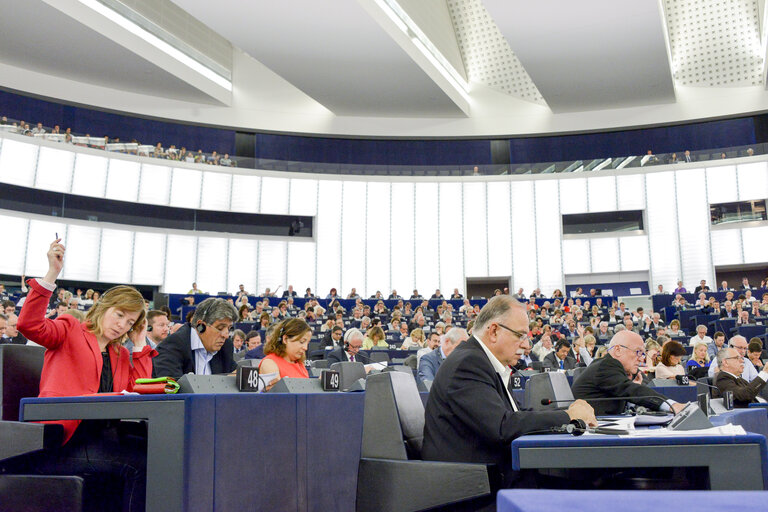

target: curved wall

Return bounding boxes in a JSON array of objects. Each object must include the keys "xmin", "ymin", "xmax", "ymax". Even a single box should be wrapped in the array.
[
  {"xmin": 0, "ymin": 89, "xmax": 761, "ymax": 167},
  {"xmin": 1, "ymin": 131, "xmax": 766, "ymax": 296}
]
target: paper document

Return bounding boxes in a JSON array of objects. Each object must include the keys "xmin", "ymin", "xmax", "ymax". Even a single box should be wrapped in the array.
[
  {"xmin": 621, "ymin": 423, "xmax": 746, "ymax": 437},
  {"xmin": 365, "ymin": 362, "xmax": 388, "ymax": 372},
  {"xmin": 258, "ymin": 371, "xmax": 280, "ymax": 391}
]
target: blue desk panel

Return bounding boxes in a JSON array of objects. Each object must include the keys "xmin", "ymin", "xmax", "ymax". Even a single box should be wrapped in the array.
[
  {"xmin": 497, "ymin": 490, "xmax": 767, "ymax": 512},
  {"xmin": 510, "ymin": 432, "xmax": 768, "ymax": 490},
  {"xmin": 712, "ymin": 408, "xmax": 768, "ymax": 438}
]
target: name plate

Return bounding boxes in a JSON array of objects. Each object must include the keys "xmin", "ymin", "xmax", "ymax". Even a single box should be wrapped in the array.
[
  {"xmin": 321, "ymin": 370, "xmax": 340, "ymax": 391},
  {"xmin": 236, "ymin": 366, "xmax": 261, "ymax": 392},
  {"xmin": 509, "ymin": 375, "xmax": 523, "ymax": 389},
  {"xmin": 675, "ymin": 375, "xmax": 690, "ymax": 385}
]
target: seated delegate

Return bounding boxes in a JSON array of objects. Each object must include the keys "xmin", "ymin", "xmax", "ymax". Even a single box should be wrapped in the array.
[
  {"xmin": 654, "ymin": 340, "xmax": 686, "ymax": 379},
  {"xmin": 572, "ymin": 331, "xmax": 686, "ymax": 415},
  {"xmin": 12, "ymin": 239, "xmax": 155, "ymax": 512},
  {"xmin": 714, "ymin": 347, "xmax": 768, "ymax": 407},
  {"xmin": 152, "ymin": 297, "xmax": 239, "ymax": 379},
  {"xmin": 258, "ymin": 318, "xmax": 311, "ymax": 379}
]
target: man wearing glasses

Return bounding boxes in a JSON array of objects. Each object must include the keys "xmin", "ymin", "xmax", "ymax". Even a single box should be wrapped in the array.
[
  {"xmin": 714, "ymin": 347, "xmax": 768, "ymax": 407},
  {"xmin": 572, "ymin": 331, "xmax": 686, "ymax": 415},
  {"xmin": 422, "ymin": 296, "xmax": 596, "ymax": 489},
  {"xmin": 153, "ymin": 297, "xmax": 239, "ymax": 379}
]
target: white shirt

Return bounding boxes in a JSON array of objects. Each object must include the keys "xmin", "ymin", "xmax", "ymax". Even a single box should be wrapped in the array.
[
  {"xmin": 709, "ymin": 357, "xmax": 759, "ymax": 382},
  {"xmin": 190, "ymin": 328, "xmax": 216, "ymax": 375},
  {"xmin": 689, "ymin": 335, "xmax": 712, "ymax": 347},
  {"xmin": 476, "ymin": 337, "xmax": 518, "ymax": 411}
]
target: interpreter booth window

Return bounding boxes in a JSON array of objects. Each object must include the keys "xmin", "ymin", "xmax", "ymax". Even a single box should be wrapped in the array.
[
  {"xmin": 561, "ymin": 210, "xmax": 645, "ymax": 235},
  {"xmin": 710, "ymin": 199, "xmax": 767, "ymax": 226}
]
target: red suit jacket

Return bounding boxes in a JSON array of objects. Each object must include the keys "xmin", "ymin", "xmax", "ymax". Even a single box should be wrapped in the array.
[{"xmin": 17, "ymin": 279, "xmax": 156, "ymax": 443}]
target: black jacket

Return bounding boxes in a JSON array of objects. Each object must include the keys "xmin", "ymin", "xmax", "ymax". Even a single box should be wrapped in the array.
[
  {"xmin": 714, "ymin": 371, "xmax": 768, "ymax": 407},
  {"xmin": 422, "ymin": 336, "xmax": 568, "ymax": 487},
  {"xmin": 571, "ymin": 354, "xmax": 667, "ymax": 415},
  {"xmin": 152, "ymin": 324, "xmax": 236, "ymax": 379}
]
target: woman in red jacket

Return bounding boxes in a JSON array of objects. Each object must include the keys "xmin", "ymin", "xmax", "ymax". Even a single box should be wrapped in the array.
[{"xmin": 15, "ymin": 238, "xmax": 155, "ymax": 512}]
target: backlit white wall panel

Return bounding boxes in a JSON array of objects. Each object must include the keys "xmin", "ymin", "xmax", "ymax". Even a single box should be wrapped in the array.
[
  {"xmin": 676, "ymin": 169, "xmax": 713, "ymax": 286},
  {"xmin": 200, "ymin": 172, "xmax": 232, "ymax": 211},
  {"xmin": 138, "ymin": 164, "xmax": 172, "ymax": 205},
  {"xmin": 98, "ymin": 229, "xmax": 133, "ymax": 283},
  {"xmin": 169, "ymin": 168, "xmax": 202, "ymax": 209},
  {"xmin": 164, "ymin": 235, "xmax": 196, "ymax": 292},
  {"xmin": 535, "ymin": 181, "xmax": 562, "ymax": 293},
  {"xmin": 260, "ymin": 177, "xmax": 290, "ymax": 214},
  {"xmin": 340, "ymin": 181, "xmax": 366, "ymax": 296},
  {"xmin": 26, "ymin": 219, "xmax": 67, "ymax": 278},
  {"xmin": 132, "ymin": 232, "xmax": 165, "ymax": 285},
  {"xmin": 286, "ymin": 241, "xmax": 316, "ymax": 296},
  {"xmin": 587, "ymin": 176, "xmax": 616, "ymax": 212},
  {"xmin": 706, "ymin": 166, "xmax": 738, "ymax": 204},
  {"xmin": 438, "ymin": 182, "xmax": 464, "ymax": 295},
  {"xmin": 227, "ymin": 239, "xmax": 259, "ymax": 294},
  {"xmin": 559, "ymin": 177, "xmax": 587, "ymax": 214},
  {"xmin": 562, "ymin": 239, "xmax": 590, "ymax": 275},
  {"xmin": 289, "ymin": 179, "xmax": 318, "ymax": 216},
  {"xmin": 390, "ymin": 183, "xmax": 416, "ymax": 297},
  {"xmin": 414, "ymin": 183, "xmax": 441, "ymax": 295},
  {"xmin": 315, "ymin": 180, "xmax": 342, "ymax": 296},
  {"xmin": 71, "ymin": 154, "xmax": 108, "ymax": 197},
  {"xmin": 736, "ymin": 161, "xmax": 768, "ymax": 201},
  {"xmin": 742, "ymin": 226, "xmax": 768, "ymax": 264},
  {"xmin": 645, "ymin": 171, "xmax": 681, "ymax": 290},
  {"xmin": 230, "ymin": 175, "xmax": 261, "ymax": 213},
  {"xmin": 257, "ymin": 240, "xmax": 287, "ymax": 294},
  {"xmin": 590, "ymin": 238, "xmax": 620, "ymax": 274},
  {"xmin": 0, "ymin": 215, "xmax": 29, "ymax": 275},
  {"xmin": 710, "ymin": 229, "xmax": 742, "ymax": 267},
  {"xmin": 462, "ymin": 182, "xmax": 488, "ymax": 278},
  {"xmin": 105, "ymin": 160, "xmax": 140, "ymax": 202},
  {"xmin": 510, "ymin": 181, "xmax": 537, "ymax": 293},
  {"xmin": 35, "ymin": 147, "xmax": 73, "ymax": 192},
  {"xmin": 486, "ymin": 181, "xmax": 512, "ymax": 278},
  {"xmin": 197, "ymin": 237, "xmax": 229, "ymax": 294},
  {"xmin": 60, "ymin": 225, "xmax": 100, "ymax": 281},
  {"xmin": 366, "ymin": 182, "xmax": 391, "ymax": 297},
  {"xmin": 0, "ymin": 139, "xmax": 38, "ymax": 187},
  {"xmin": 619, "ymin": 236, "xmax": 650, "ymax": 271},
  {"xmin": 616, "ymin": 174, "xmax": 645, "ymax": 210}
]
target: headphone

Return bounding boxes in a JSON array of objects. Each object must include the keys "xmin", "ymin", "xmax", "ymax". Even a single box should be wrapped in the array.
[{"xmin": 194, "ymin": 298, "xmax": 219, "ymax": 334}]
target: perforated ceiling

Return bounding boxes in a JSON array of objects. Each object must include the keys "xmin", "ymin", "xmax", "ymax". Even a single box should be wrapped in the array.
[
  {"xmin": 664, "ymin": 0, "xmax": 763, "ymax": 86},
  {"xmin": 446, "ymin": 0, "xmax": 546, "ymax": 105}
]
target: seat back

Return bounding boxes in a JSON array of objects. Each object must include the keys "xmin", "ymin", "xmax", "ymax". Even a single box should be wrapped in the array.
[
  {"xmin": 368, "ymin": 351, "xmax": 390, "ymax": 363},
  {"xmin": 697, "ymin": 376, "xmax": 720, "ymax": 398},
  {"xmin": 329, "ymin": 361, "xmax": 366, "ymax": 391},
  {"xmin": 361, "ymin": 371, "xmax": 424, "ymax": 460},
  {"xmin": 524, "ymin": 372, "xmax": 574, "ymax": 410},
  {"xmin": 0, "ymin": 345, "xmax": 45, "ymax": 421}
]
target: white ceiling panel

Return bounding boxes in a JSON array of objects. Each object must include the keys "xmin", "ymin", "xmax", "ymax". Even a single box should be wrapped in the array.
[
  {"xmin": 484, "ymin": 0, "xmax": 676, "ymax": 112},
  {"xmin": 173, "ymin": 0, "xmax": 465, "ymax": 116}
]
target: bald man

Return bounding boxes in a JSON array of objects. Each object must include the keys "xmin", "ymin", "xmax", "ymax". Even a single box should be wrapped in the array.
[
  {"xmin": 422, "ymin": 296, "xmax": 595, "ymax": 489},
  {"xmin": 708, "ymin": 335, "xmax": 759, "ymax": 382},
  {"xmin": 572, "ymin": 330, "xmax": 686, "ymax": 415}
]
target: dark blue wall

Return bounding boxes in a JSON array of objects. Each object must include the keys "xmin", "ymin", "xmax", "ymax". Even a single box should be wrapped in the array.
[
  {"xmin": 0, "ymin": 89, "xmax": 236, "ymax": 155},
  {"xmin": 509, "ymin": 118, "xmax": 756, "ymax": 163},
  {"xmin": 0, "ymin": 88, "xmax": 760, "ymax": 166}
]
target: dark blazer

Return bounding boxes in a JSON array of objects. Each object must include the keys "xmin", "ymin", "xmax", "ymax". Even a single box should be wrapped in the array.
[
  {"xmin": 244, "ymin": 345, "xmax": 265, "ymax": 360},
  {"xmin": 542, "ymin": 352, "xmax": 578, "ymax": 370},
  {"xmin": 422, "ymin": 337, "xmax": 569, "ymax": 487},
  {"xmin": 513, "ymin": 352, "xmax": 539, "ymax": 371},
  {"xmin": 152, "ymin": 324, "xmax": 236, "ymax": 379},
  {"xmin": 326, "ymin": 347, "xmax": 351, "ymax": 365},
  {"xmin": 571, "ymin": 354, "xmax": 668, "ymax": 415},
  {"xmin": 714, "ymin": 371, "xmax": 768, "ymax": 407},
  {"xmin": 281, "ymin": 290, "xmax": 297, "ymax": 298}
]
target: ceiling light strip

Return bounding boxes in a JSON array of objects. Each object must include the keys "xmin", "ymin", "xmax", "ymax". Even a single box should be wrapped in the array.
[{"xmin": 78, "ymin": 0, "xmax": 232, "ymax": 91}]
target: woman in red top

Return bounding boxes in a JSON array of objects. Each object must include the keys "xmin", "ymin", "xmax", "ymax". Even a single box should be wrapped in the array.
[
  {"xmin": 14, "ymin": 239, "xmax": 155, "ymax": 512},
  {"xmin": 259, "ymin": 317, "xmax": 311, "ymax": 379}
]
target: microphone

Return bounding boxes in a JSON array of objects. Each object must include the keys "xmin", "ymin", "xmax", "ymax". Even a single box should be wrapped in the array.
[{"xmin": 541, "ymin": 396, "xmax": 669, "ymax": 406}]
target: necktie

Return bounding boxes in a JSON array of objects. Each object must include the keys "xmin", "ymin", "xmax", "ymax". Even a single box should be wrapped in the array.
[
  {"xmin": 560, "ymin": 360, "xmax": 564, "ymax": 370},
  {"xmin": 350, "ymin": 354, "xmax": 354, "ymax": 362}
]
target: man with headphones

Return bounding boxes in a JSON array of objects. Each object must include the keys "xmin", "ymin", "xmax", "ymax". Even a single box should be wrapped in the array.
[
  {"xmin": 327, "ymin": 328, "xmax": 365, "ymax": 365},
  {"xmin": 152, "ymin": 297, "xmax": 239, "ymax": 379}
]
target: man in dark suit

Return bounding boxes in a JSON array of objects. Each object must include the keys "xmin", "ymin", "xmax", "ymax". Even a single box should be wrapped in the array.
[
  {"xmin": 572, "ymin": 331, "xmax": 686, "ymax": 416},
  {"xmin": 714, "ymin": 347, "xmax": 768, "ymax": 407},
  {"xmin": 153, "ymin": 298, "xmax": 239, "ymax": 379},
  {"xmin": 326, "ymin": 328, "xmax": 366, "ymax": 364},
  {"xmin": 417, "ymin": 328, "xmax": 468, "ymax": 383},
  {"xmin": 513, "ymin": 341, "xmax": 539, "ymax": 371},
  {"xmin": 422, "ymin": 296, "xmax": 596, "ymax": 489},
  {"xmin": 281, "ymin": 285, "xmax": 297, "ymax": 298},
  {"xmin": 542, "ymin": 340, "xmax": 578, "ymax": 370},
  {"xmin": 322, "ymin": 325, "xmax": 343, "ymax": 349},
  {"xmin": 694, "ymin": 280, "xmax": 710, "ymax": 295}
]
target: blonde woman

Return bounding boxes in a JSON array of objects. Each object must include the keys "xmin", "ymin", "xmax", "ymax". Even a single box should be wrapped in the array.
[{"xmin": 400, "ymin": 328, "xmax": 425, "ymax": 350}]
